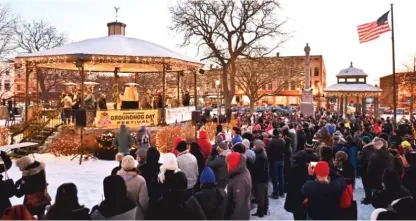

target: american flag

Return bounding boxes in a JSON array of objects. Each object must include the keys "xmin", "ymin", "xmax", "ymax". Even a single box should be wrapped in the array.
[{"xmin": 357, "ymin": 11, "xmax": 390, "ymax": 44}]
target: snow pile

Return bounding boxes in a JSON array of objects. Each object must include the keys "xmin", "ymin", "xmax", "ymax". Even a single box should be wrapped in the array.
[{"xmin": 7, "ymin": 154, "xmax": 374, "ymax": 219}]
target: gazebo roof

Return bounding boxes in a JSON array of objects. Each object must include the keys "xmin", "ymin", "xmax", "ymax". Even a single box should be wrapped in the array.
[
  {"xmin": 336, "ymin": 62, "xmax": 367, "ymax": 78},
  {"xmin": 15, "ymin": 35, "xmax": 202, "ymax": 72},
  {"xmin": 324, "ymin": 83, "xmax": 382, "ymax": 96}
]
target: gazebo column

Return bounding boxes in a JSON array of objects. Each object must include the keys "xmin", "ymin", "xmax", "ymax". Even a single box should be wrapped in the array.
[
  {"xmin": 356, "ymin": 96, "xmax": 361, "ymax": 115},
  {"xmin": 113, "ymin": 67, "xmax": 120, "ymax": 110},
  {"xmin": 340, "ymin": 95, "xmax": 344, "ymax": 116},
  {"xmin": 374, "ymin": 96, "xmax": 379, "ymax": 116},
  {"xmin": 362, "ymin": 96, "xmax": 366, "ymax": 113},
  {"xmin": 344, "ymin": 96, "xmax": 348, "ymax": 116},
  {"xmin": 24, "ymin": 61, "xmax": 31, "ymax": 123}
]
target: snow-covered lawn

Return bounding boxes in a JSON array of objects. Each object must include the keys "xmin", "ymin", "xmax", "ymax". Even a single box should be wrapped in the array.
[{"xmin": 8, "ymin": 154, "xmax": 374, "ymax": 220}]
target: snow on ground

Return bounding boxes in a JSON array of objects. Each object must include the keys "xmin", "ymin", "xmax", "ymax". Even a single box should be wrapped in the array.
[{"xmin": 8, "ymin": 154, "xmax": 375, "ymax": 220}]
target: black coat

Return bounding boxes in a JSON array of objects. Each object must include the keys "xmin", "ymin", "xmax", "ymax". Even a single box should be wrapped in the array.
[
  {"xmin": 46, "ymin": 205, "xmax": 91, "ymax": 220},
  {"xmin": 358, "ymin": 143, "xmax": 375, "ymax": 174},
  {"xmin": 0, "ymin": 152, "xmax": 13, "ymax": 218},
  {"xmin": 367, "ymin": 149, "xmax": 394, "ymax": 190},
  {"xmin": 146, "ymin": 190, "xmax": 206, "ymax": 220},
  {"xmin": 138, "ymin": 162, "xmax": 162, "ymax": 202},
  {"xmin": 302, "ymin": 171, "xmax": 347, "ymax": 220},
  {"xmin": 336, "ymin": 161, "xmax": 355, "ymax": 185},
  {"xmin": 194, "ymin": 184, "xmax": 227, "ymax": 220},
  {"xmin": 253, "ymin": 148, "xmax": 269, "ymax": 184},
  {"xmin": 372, "ymin": 185, "xmax": 411, "ymax": 209},
  {"xmin": 15, "ymin": 161, "xmax": 49, "ymax": 215},
  {"xmin": 267, "ymin": 136, "xmax": 286, "ymax": 162},
  {"xmin": 284, "ymin": 163, "xmax": 309, "ymax": 214},
  {"xmin": 297, "ymin": 130, "xmax": 308, "ymax": 152}
]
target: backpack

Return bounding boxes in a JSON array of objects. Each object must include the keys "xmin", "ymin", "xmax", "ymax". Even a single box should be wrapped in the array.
[
  {"xmin": 142, "ymin": 134, "xmax": 149, "ymax": 144},
  {"xmin": 340, "ymin": 184, "xmax": 353, "ymax": 208}
]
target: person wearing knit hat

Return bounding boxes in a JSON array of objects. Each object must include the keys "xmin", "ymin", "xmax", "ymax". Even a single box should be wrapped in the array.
[
  {"xmin": 206, "ymin": 140, "xmax": 232, "ymax": 189},
  {"xmin": 111, "ymin": 153, "xmax": 124, "ymax": 175},
  {"xmin": 252, "ymin": 139, "xmax": 269, "ymax": 218},
  {"xmin": 117, "ymin": 156, "xmax": 149, "ymax": 219},
  {"xmin": 243, "ymin": 139, "xmax": 256, "ymax": 162},
  {"xmin": 225, "ymin": 153, "xmax": 252, "ymax": 220},
  {"xmin": 158, "ymin": 153, "xmax": 180, "ymax": 183},
  {"xmin": 361, "ymin": 136, "xmax": 371, "ymax": 145},
  {"xmin": 304, "ymin": 138, "xmax": 314, "ymax": 149},
  {"xmin": 193, "ymin": 166, "xmax": 227, "ymax": 220},
  {"xmin": 302, "ymin": 161, "xmax": 347, "ymax": 220}
]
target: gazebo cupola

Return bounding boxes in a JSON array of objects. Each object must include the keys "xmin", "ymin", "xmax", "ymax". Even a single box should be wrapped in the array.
[{"xmin": 336, "ymin": 62, "xmax": 368, "ymax": 84}]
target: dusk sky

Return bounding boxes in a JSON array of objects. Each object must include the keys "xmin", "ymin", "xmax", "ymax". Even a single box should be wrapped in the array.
[{"xmin": 3, "ymin": 0, "xmax": 416, "ymax": 85}]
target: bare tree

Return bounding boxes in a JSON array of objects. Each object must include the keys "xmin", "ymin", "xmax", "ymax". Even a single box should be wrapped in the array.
[
  {"xmin": 14, "ymin": 20, "xmax": 67, "ymax": 98},
  {"xmin": 169, "ymin": 0, "xmax": 290, "ymax": 110},
  {"xmin": 402, "ymin": 56, "xmax": 416, "ymax": 115},
  {"xmin": 235, "ymin": 57, "xmax": 303, "ymax": 113},
  {"xmin": 0, "ymin": 5, "xmax": 18, "ymax": 60}
]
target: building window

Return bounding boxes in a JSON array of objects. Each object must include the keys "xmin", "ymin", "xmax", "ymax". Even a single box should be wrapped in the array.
[
  {"xmin": 268, "ymin": 83, "xmax": 273, "ymax": 90},
  {"xmin": 338, "ymin": 78, "xmax": 346, "ymax": 83},
  {"xmin": 358, "ymin": 78, "xmax": 365, "ymax": 83},
  {"xmin": 314, "ymin": 67, "xmax": 319, "ymax": 76},
  {"xmin": 299, "ymin": 80, "xmax": 304, "ymax": 89},
  {"xmin": 347, "ymin": 78, "xmax": 356, "ymax": 83},
  {"xmin": 17, "ymin": 74, "xmax": 21, "ymax": 79},
  {"xmin": 4, "ymin": 81, "xmax": 10, "ymax": 91},
  {"xmin": 283, "ymin": 81, "xmax": 289, "ymax": 90},
  {"xmin": 290, "ymin": 81, "xmax": 296, "ymax": 90},
  {"xmin": 16, "ymin": 84, "xmax": 21, "ymax": 91}
]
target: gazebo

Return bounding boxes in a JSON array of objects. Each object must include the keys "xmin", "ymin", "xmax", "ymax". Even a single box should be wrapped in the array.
[
  {"xmin": 14, "ymin": 19, "xmax": 203, "ymax": 125},
  {"xmin": 324, "ymin": 62, "xmax": 382, "ymax": 115}
]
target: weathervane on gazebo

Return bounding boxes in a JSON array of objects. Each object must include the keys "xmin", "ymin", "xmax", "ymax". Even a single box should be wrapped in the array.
[{"xmin": 114, "ymin": 7, "xmax": 120, "ymax": 21}]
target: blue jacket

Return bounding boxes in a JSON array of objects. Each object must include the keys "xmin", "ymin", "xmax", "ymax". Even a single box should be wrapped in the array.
[
  {"xmin": 231, "ymin": 135, "xmax": 243, "ymax": 145},
  {"xmin": 342, "ymin": 145, "xmax": 358, "ymax": 170}
]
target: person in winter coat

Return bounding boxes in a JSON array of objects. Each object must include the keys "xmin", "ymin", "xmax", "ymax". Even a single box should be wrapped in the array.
[
  {"xmin": 0, "ymin": 151, "xmax": 13, "ymax": 218},
  {"xmin": 358, "ymin": 136, "xmax": 375, "ymax": 205},
  {"xmin": 189, "ymin": 142, "xmax": 206, "ymax": 192},
  {"xmin": 112, "ymin": 124, "xmax": 134, "ymax": 155},
  {"xmin": 334, "ymin": 151, "xmax": 355, "ymax": 187},
  {"xmin": 15, "ymin": 156, "xmax": 50, "ymax": 219},
  {"xmin": 382, "ymin": 119, "xmax": 393, "ymax": 135},
  {"xmin": 91, "ymin": 175, "xmax": 137, "ymax": 220},
  {"xmin": 282, "ymin": 128, "xmax": 292, "ymax": 193},
  {"xmin": 288, "ymin": 124, "xmax": 298, "ymax": 153},
  {"xmin": 332, "ymin": 131, "xmax": 346, "ymax": 156},
  {"xmin": 403, "ymin": 151, "xmax": 416, "ymax": 197},
  {"xmin": 136, "ymin": 123, "xmax": 151, "ymax": 149},
  {"xmin": 111, "ymin": 153, "xmax": 124, "ymax": 175},
  {"xmin": 267, "ymin": 128, "xmax": 286, "ymax": 199},
  {"xmin": 206, "ymin": 141, "xmax": 231, "ymax": 189},
  {"xmin": 388, "ymin": 148, "xmax": 404, "ymax": 178},
  {"xmin": 209, "ymin": 134, "xmax": 224, "ymax": 161},
  {"xmin": 147, "ymin": 171, "xmax": 206, "ymax": 220},
  {"xmin": 194, "ymin": 167, "xmax": 227, "ymax": 220},
  {"xmin": 176, "ymin": 141, "xmax": 199, "ymax": 195},
  {"xmin": 285, "ymin": 140, "xmax": 319, "ymax": 220},
  {"xmin": 252, "ymin": 140, "xmax": 269, "ymax": 218},
  {"xmin": 45, "ymin": 183, "xmax": 90, "ymax": 220},
  {"xmin": 371, "ymin": 196, "xmax": 415, "ymax": 220},
  {"xmin": 196, "ymin": 130, "xmax": 212, "ymax": 161},
  {"xmin": 367, "ymin": 138, "xmax": 394, "ymax": 192},
  {"xmin": 117, "ymin": 156, "xmax": 149, "ymax": 220},
  {"xmin": 389, "ymin": 130, "xmax": 402, "ymax": 148},
  {"xmin": 242, "ymin": 139, "xmax": 256, "ymax": 162},
  {"xmin": 372, "ymin": 168, "xmax": 411, "ymax": 209},
  {"xmin": 296, "ymin": 125, "xmax": 309, "ymax": 152},
  {"xmin": 225, "ymin": 153, "xmax": 252, "ymax": 220},
  {"xmin": 231, "ymin": 127, "xmax": 243, "ymax": 145},
  {"xmin": 342, "ymin": 135, "xmax": 359, "ymax": 178},
  {"xmin": 302, "ymin": 161, "xmax": 347, "ymax": 220},
  {"xmin": 137, "ymin": 147, "xmax": 162, "ymax": 205}
]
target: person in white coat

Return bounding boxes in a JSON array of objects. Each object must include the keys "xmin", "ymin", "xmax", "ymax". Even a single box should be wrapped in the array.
[
  {"xmin": 176, "ymin": 141, "xmax": 199, "ymax": 196},
  {"xmin": 117, "ymin": 156, "xmax": 149, "ymax": 220}
]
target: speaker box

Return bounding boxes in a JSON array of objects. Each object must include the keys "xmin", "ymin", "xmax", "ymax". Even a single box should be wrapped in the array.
[
  {"xmin": 75, "ymin": 108, "xmax": 87, "ymax": 127},
  {"xmin": 192, "ymin": 111, "xmax": 201, "ymax": 126}
]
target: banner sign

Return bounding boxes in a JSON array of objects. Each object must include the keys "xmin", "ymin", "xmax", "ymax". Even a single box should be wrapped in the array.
[
  {"xmin": 166, "ymin": 106, "xmax": 196, "ymax": 124},
  {"xmin": 96, "ymin": 109, "xmax": 159, "ymax": 128}
]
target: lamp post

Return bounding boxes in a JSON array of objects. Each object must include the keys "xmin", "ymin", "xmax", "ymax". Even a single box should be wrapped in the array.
[
  {"xmin": 215, "ymin": 79, "xmax": 220, "ymax": 124},
  {"xmin": 196, "ymin": 87, "xmax": 200, "ymax": 106}
]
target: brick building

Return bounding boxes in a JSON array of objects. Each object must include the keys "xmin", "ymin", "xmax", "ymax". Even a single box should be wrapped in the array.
[
  {"xmin": 379, "ymin": 72, "xmax": 415, "ymax": 108},
  {"xmin": 202, "ymin": 54, "xmax": 326, "ymax": 106}
]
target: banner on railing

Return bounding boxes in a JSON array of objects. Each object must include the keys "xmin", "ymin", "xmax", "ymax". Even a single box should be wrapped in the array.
[
  {"xmin": 96, "ymin": 109, "xmax": 159, "ymax": 128},
  {"xmin": 166, "ymin": 106, "xmax": 196, "ymax": 124}
]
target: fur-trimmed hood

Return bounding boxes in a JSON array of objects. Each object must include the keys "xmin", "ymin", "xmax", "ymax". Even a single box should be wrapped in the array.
[{"xmin": 21, "ymin": 161, "xmax": 45, "ymax": 176}]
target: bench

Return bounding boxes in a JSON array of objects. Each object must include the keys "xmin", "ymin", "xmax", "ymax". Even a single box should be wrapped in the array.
[{"xmin": 0, "ymin": 142, "xmax": 39, "ymax": 158}]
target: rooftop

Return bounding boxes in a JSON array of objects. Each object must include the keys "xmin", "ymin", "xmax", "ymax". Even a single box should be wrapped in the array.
[{"xmin": 336, "ymin": 62, "xmax": 368, "ymax": 78}]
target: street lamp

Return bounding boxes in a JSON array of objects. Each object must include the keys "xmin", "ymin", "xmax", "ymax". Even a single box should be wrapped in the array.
[{"xmin": 215, "ymin": 79, "xmax": 220, "ymax": 124}]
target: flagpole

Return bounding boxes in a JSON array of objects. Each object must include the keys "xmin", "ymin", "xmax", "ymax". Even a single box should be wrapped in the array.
[{"xmin": 391, "ymin": 3, "xmax": 397, "ymax": 128}]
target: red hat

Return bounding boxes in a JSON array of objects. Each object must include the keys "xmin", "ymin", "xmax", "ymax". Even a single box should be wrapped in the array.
[
  {"xmin": 226, "ymin": 152, "xmax": 241, "ymax": 173},
  {"xmin": 315, "ymin": 161, "xmax": 330, "ymax": 177}
]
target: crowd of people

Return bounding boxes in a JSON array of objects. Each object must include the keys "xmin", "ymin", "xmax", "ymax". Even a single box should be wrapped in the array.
[{"xmin": 0, "ymin": 109, "xmax": 416, "ymax": 220}]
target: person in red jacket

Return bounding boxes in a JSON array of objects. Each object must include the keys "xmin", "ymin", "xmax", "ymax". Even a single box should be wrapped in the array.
[{"xmin": 197, "ymin": 130, "xmax": 212, "ymax": 161}]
